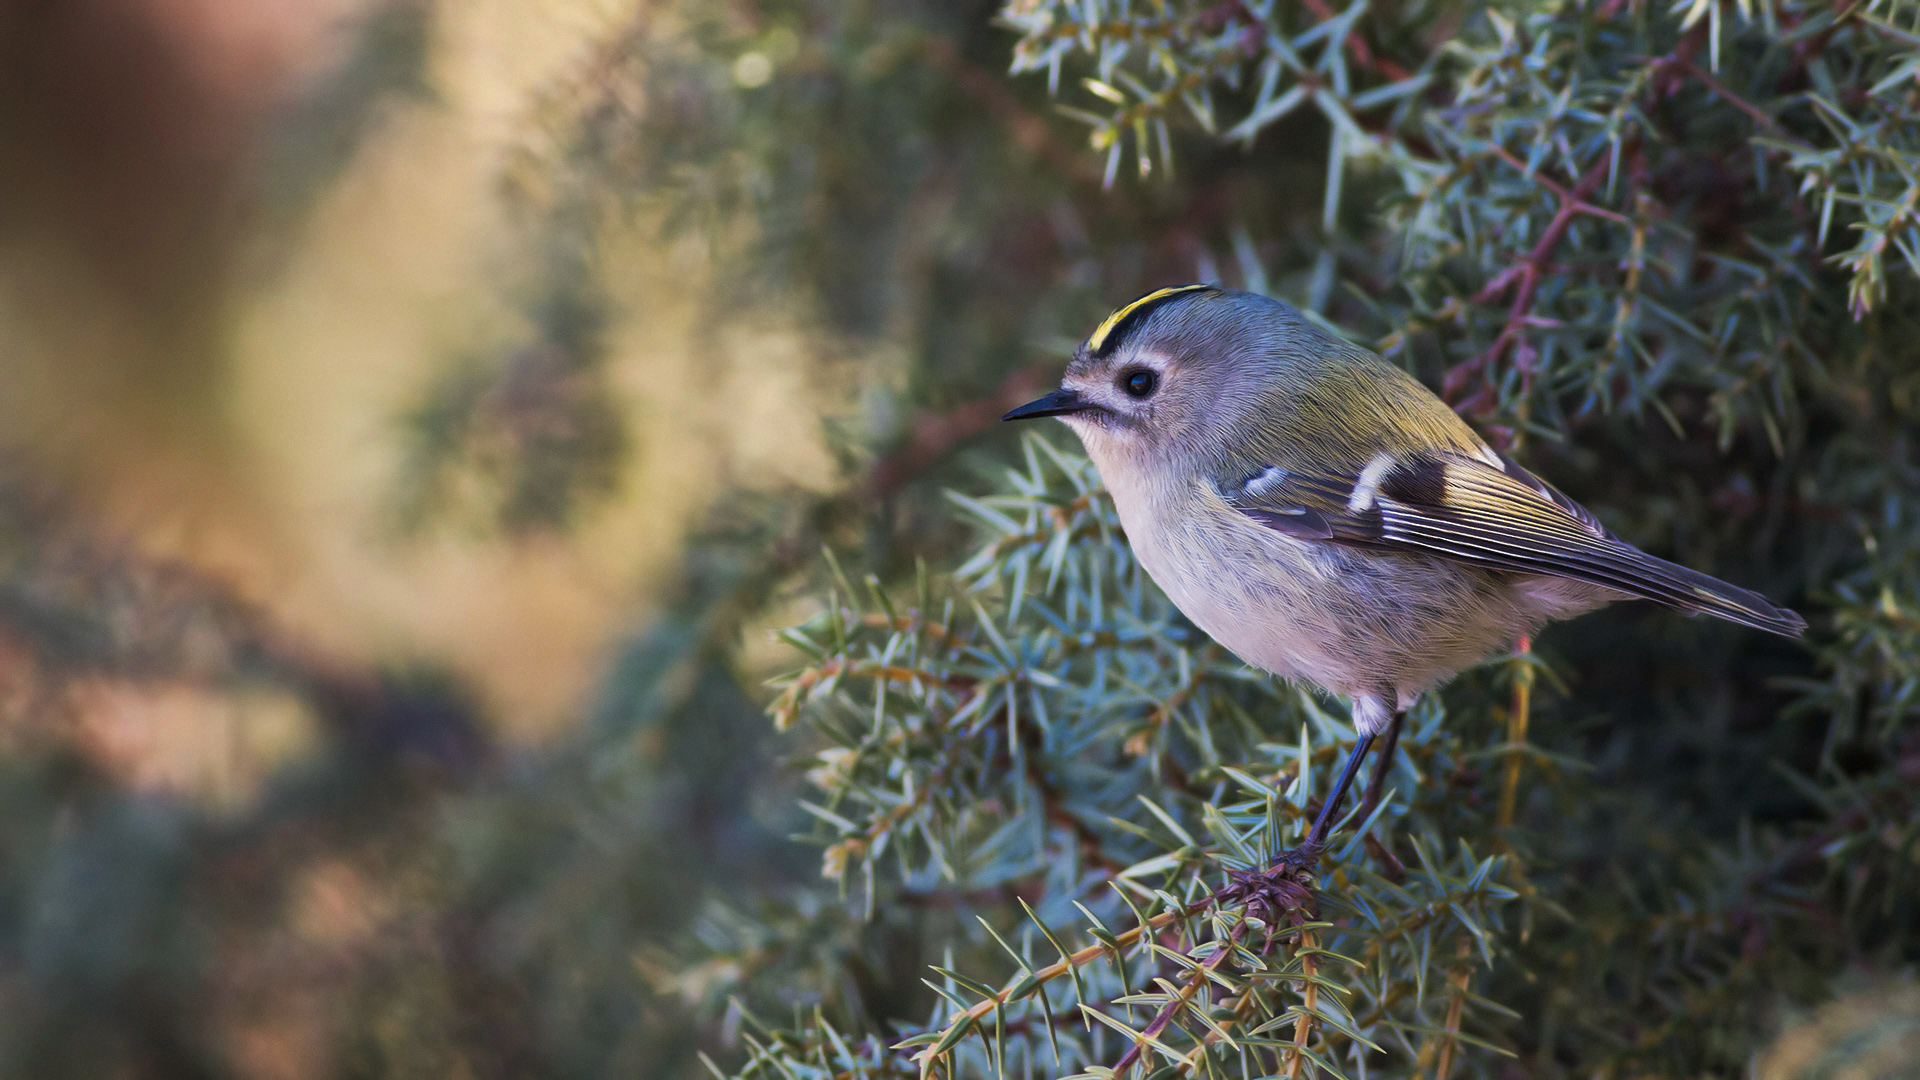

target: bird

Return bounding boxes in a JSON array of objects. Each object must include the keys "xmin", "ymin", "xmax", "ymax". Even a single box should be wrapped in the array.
[{"xmin": 1001, "ymin": 284, "xmax": 1804, "ymax": 888}]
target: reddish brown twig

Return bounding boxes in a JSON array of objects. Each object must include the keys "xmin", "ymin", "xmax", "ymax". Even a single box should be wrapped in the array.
[
  {"xmin": 1442, "ymin": 21, "xmax": 1714, "ymax": 415},
  {"xmin": 1284, "ymin": 928, "xmax": 1320, "ymax": 1077},
  {"xmin": 1431, "ymin": 938, "xmax": 1474, "ymax": 1078},
  {"xmin": 1443, "ymin": 155, "xmax": 1613, "ymax": 410},
  {"xmin": 1649, "ymin": 22, "xmax": 1713, "ymax": 97},
  {"xmin": 1484, "ymin": 144, "xmax": 1629, "ymax": 224},
  {"xmin": 1678, "ymin": 60, "xmax": 1783, "ymax": 132},
  {"xmin": 1109, "ymin": 918, "xmax": 1248, "ymax": 1075},
  {"xmin": 1294, "ymin": 0, "xmax": 1413, "ymax": 80}
]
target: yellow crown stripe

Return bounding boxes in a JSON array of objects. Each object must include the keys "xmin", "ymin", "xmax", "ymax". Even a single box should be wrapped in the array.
[{"xmin": 1086, "ymin": 284, "xmax": 1215, "ymax": 353}]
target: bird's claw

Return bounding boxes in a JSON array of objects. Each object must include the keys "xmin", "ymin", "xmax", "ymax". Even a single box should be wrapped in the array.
[
  {"xmin": 1270, "ymin": 841, "xmax": 1325, "ymax": 872},
  {"xmin": 1215, "ymin": 844, "xmax": 1324, "ymax": 926}
]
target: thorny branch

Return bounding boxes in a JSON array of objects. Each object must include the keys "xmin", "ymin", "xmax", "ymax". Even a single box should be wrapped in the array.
[
  {"xmin": 1442, "ymin": 24, "xmax": 1712, "ymax": 420},
  {"xmin": 1106, "ymin": 917, "xmax": 1248, "ymax": 1075},
  {"xmin": 1443, "ymin": 155, "xmax": 1613, "ymax": 417}
]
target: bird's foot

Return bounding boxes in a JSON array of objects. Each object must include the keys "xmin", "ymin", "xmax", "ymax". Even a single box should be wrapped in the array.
[
  {"xmin": 1215, "ymin": 843, "xmax": 1323, "ymax": 927},
  {"xmin": 1267, "ymin": 841, "xmax": 1325, "ymax": 874}
]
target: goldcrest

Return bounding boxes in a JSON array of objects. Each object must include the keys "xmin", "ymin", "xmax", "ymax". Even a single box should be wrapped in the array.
[{"xmin": 1004, "ymin": 284, "xmax": 1803, "ymax": 867}]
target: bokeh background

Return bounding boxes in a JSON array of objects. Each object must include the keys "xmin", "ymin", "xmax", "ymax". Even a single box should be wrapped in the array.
[
  {"xmin": 0, "ymin": 0, "xmax": 1915, "ymax": 1077},
  {"xmin": 0, "ymin": 1, "xmax": 1110, "ymax": 1073}
]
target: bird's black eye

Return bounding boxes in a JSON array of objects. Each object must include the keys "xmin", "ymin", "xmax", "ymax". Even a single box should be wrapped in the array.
[{"xmin": 1121, "ymin": 369, "xmax": 1157, "ymax": 398}]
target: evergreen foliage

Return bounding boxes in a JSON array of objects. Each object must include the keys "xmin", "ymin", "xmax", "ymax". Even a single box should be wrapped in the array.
[
  {"xmin": 670, "ymin": 1, "xmax": 1920, "ymax": 1077},
  {"xmin": 0, "ymin": 0, "xmax": 1914, "ymax": 1075}
]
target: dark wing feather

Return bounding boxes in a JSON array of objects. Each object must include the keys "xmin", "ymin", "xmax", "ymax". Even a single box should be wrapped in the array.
[
  {"xmin": 1489, "ymin": 449, "xmax": 1609, "ymax": 536},
  {"xmin": 1220, "ymin": 453, "xmax": 1806, "ymax": 638}
]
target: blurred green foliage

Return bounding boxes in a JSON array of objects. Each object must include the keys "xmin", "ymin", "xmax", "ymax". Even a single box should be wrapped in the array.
[{"xmin": 0, "ymin": 0, "xmax": 1915, "ymax": 1077}]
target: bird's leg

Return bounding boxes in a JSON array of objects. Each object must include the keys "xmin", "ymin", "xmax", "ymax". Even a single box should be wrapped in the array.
[
  {"xmin": 1356, "ymin": 709, "xmax": 1405, "ymax": 827},
  {"xmin": 1278, "ymin": 728, "xmax": 1377, "ymax": 868},
  {"xmin": 1219, "ymin": 728, "xmax": 1377, "ymax": 921},
  {"xmin": 1218, "ymin": 700, "xmax": 1393, "ymax": 920},
  {"xmin": 1359, "ymin": 711, "xmax": 1407, "ymax": 878}
]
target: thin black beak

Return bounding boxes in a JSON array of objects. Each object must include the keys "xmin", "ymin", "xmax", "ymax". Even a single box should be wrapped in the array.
[{"xmin": 1002, "ymin": 388, "xmax": 1088, "ymax": 422}]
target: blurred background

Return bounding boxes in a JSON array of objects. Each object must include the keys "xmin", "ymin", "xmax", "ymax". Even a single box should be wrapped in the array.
[
  {"xmin": 0, "ymin": 0, "xmax": 1914, "ymax": 1076},
  {"xmin": 0, "ymin": 0, "xmax": 1178, "ymax": 1073}
]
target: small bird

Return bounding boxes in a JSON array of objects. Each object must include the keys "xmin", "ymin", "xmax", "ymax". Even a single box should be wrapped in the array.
[{"xmin": 1003, "ymin": 285, "xmax": 1804, "ymax": 881}]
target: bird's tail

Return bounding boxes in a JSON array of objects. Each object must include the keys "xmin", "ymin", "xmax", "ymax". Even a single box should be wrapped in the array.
[{"xmin": 1632, "ymin": 553, "xmax": 1806, "ymax": 638}]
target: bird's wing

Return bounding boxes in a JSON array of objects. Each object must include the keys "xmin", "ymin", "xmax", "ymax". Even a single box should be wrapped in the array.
[{"xmin": 1219, "ymin": 449, "xmax": 1806, "ymax": 637}]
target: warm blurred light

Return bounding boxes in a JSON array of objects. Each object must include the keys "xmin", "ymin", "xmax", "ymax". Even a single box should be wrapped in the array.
[
  {"xmin": 0, "ymin": 0, "xmax": 845, "ymax": 750},
  {"xmin": 1757, "ymin": 982, "xmax": 1920, "ymax": 1079}
]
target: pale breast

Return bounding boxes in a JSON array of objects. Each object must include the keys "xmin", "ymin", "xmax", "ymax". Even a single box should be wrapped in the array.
[
  {"xmin": 1105, "ymin": 463, "xmax": 1534, "ymax": 700},
  {"xmin": 1131, "ymin": 498, "xmax": 1356, "ymax": 685}
]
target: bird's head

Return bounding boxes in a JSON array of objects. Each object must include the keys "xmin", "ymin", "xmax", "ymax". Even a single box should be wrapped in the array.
[{"xmin": 1004, "ymin": 285, "xmax": 1328, "ymax": 471}]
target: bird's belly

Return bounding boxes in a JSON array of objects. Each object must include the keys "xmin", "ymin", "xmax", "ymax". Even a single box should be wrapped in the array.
[
  {"xmin": 1132, "ymin": 523, "xmax": 1337, "ymax": 682},
  {"xmin": 1127, "ymin": 502, "xmax": 1523, "ymax": 699}
]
